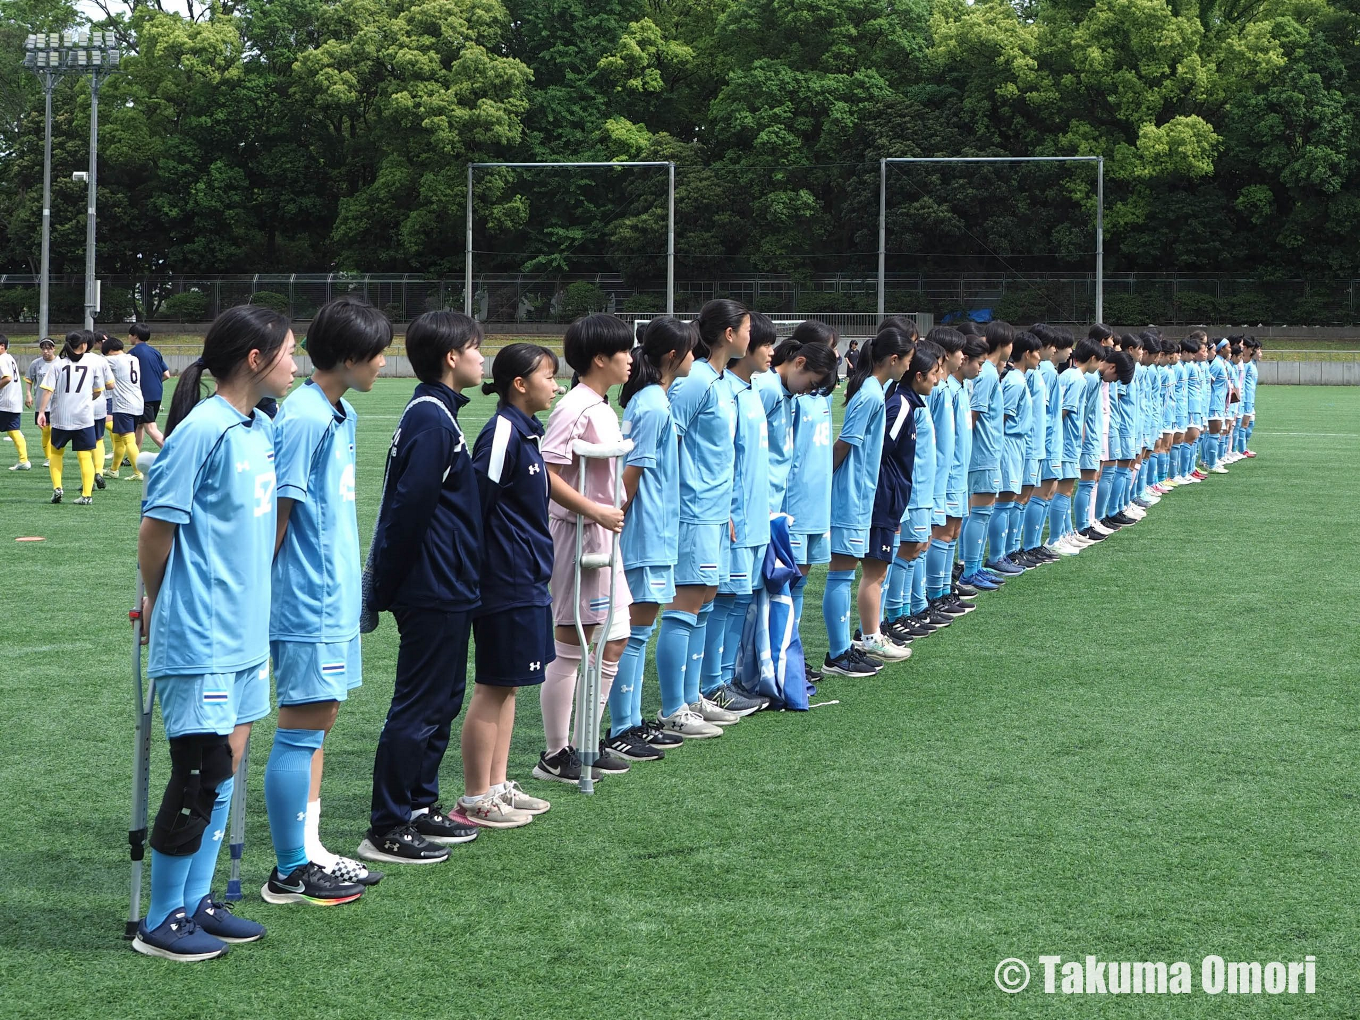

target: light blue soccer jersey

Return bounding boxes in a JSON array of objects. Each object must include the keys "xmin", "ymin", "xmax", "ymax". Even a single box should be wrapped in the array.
[
  {"xmin": 755, "ymin": 369, "xmax": 795, "ymax": 516},
  {"xmin": 1059, "ymin": 367, "xmax": 1085, "ymax": 459},
  {"xmin": 1002, "ymin": 369, "xmax": 1031, "ymax": 440},
  {"xmin": 1039, "ymin": 360, "xmax": 1061, "ymax": 461},
  {"xmin": 969, "ymin": 360, "xmax": 1003, "ymax": 471},
  {"xmin": 669, "ymin": 360, "xmax": 736, "ymax": 525},
  {"xmin": 1174, "ymin": 361, "xmax": 1189, "ymax": 420},
  {"xmin": 622, "ymin": 383, "xmax": 679, "ymax": 568},
  {"xmin": 1184, "ymin": 359, "xmax": 1201, "ymax": 416},
  {"xmin": 949, "ymin": 375, "xmax": 971, "ymax": 492},
  {"xmin": 786, "ymin": 392, "xmax": 833, "ymax": 535},
  {"xmin": 1111, "ymin": 377, "xmax": 1135, "ymax": 438},
  {"xmin": 270, "ymin": 380, "xmax": 360, "ymax": 643},
  {"xmin": 1243, "ymin": 360, "xmax": 1258, "ymax": 411},
  {"xmin": 1208, "ymin": 357, "xmax": 1229, "ymax": 414},
  {"xmin": 726, "ymin": 373, "xmax": 771, "ymax": 546},
  {"xmin": 830, "ymin": 376, "xmax": 886, "ymax": 529},
  {"xmin": 143, "ymin": 395, "xmax": 276, "ymax": 677},
  {"xmin": 1024, "ymin": 367, "xmax": 1047, "ymax": 460},
  {"xmin": 1081, "ymin": 370, "xmax": 1104, "ymax": 456},
  {"xmin": 1198, "ymin": 361, "xmax": 1212, "ymax": 417},
  {"xmin": 929, "ymin": 380, "xmax": 954, "ymax": 507},
  {"xmin": 908, "ymin": 398, "xmax": 935, "ymax": 511}
]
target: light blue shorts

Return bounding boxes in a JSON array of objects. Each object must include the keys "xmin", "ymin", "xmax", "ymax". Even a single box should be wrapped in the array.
[
  {"xmin": 1040, "ymin": 458, "xmax": 1060, "ymax": 482},
  {"xmin": 156, "ymin": 660, "xmax": 271, "ymax": 738},
  {"xmin": 1023, "ymin": 457, "xmax": 1041, "ymax": 488},
  {"xmin": 789, "ymin": 530, "xmax": 831, "ymax": 566},
  {"xmin": 1060, "ymin": 459, "xmax": 1080, "ymax": 481},
  {"xmin": 831, "ymin": 525, "xmax": 869, "ymax": 558},
  {"xmin": 903, "ymin": 507, "xmax": 931, "ymax": 543},
  {"xmin": 945, "ymin": 490, "xmax": 966, "ymax": 518},
  {"xmin": 677, "ymin": 522, "xmax": 726, "ymax": 587},
  {"xmin": 968, "ymin": 467, "xmax": 1002, "ymax": 496},
  {"xmin": 1112, "ymin": 432, "xmax": 1135, "ymax": 461},
  {"xmin": 720, "ymin": 544, "xmax": 764, "ymax": 595},
  {"xmin": 625, "ymin": 564, "xmax": 676, "ymax": 605},
  {"xmin": 272, "ymin": 636, "xmax": 362, "ymax": 706},
  {"xmin": 1079, "ymin": 448, "xmax": 1101, "ymax": 472}
]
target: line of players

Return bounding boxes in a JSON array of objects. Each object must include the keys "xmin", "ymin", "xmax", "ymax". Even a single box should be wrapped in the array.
[{"xmin": 123, "ymin": 297, "xmax": 1261, "ymax": 961}]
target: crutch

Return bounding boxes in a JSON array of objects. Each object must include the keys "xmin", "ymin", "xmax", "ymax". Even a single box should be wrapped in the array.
[
  {"xmin": 224, "ymin": 739, "xmax": 250, "ymax": 901},
  {"xmin": 125, "ymin": 450, "xmax": 158, "ymax": 939},
  {"xmin": 571, "ymin": 437, "xmax": 633, "ymax": 795}
]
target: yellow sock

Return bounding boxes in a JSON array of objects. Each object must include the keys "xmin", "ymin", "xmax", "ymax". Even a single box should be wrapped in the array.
[
  {"xmin": 93, "ymin": 437, "xmax": 106, "ymax": 472},
  {"xmin": 108, "ymin": 433, "xmax": 123, "ymax": 477},
  {"xmin": 40, "ymin": 426, "xmax": 52, "ymax": 461},
  {"xmin": 121, "ymin": 432, "xmax": 142, "ymax": 477},
  {"xmin": 78, "ymin": 449, "xmax": 95, "ymax": 497},
  {"xmin": 7, "ymin": 430, "xmax": 27, "ymax": 464},
  {"xmin": 48, "ymin": 447, "xmax": 64, "ymax": 489}
]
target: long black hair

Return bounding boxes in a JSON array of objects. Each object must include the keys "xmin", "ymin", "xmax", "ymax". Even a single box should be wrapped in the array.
[
  {"xmin": 621, "ymin": 316, "xmax": 696, "ymax": 407},
  {"xmin": 60, "ymin": 330, "xmax": 91, "ymax": 361},
  {"xmin": 770, "ymin": 334, "xmax": 838, "ymax": 392},
  {"xmin": 694, "ymin": 299, "xmax": 749, "ymax": 361},
  {"xmin": 167, "ymin": 305, "xmax": 291, "ymax": 436},
  {"xmin": 481, "ymin": 342, "xmax": 559, "ymax": 408},
  {"xmin": 845, "ymin": 327, "xmax": 914, "ymax": 403}
]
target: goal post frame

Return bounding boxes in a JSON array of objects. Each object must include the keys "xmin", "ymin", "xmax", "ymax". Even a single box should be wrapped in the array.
[
  {"xmin": 465, "ymin": 160, "xmax": 676, "ymax": 318},
  {"xmin": 877, "ymin": 156, "xmax": 1105, "ymax": 323}
]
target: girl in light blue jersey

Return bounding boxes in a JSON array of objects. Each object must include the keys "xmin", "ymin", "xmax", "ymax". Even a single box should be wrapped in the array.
[
  {"xmin": 1241, "ymin": 338, "xmax": 1260, "ymax": 456},
  {"xmin": 756, "ymin": 335, "xmax": 840, "ymax": 518},
  {"xmin": 658, "ymin": 299, "xmax": 750, "ymax": 738},
  {"xmin": 608, "ymin": 317, "xmax": 695, "ymax": 759},
  {"xmin": 925, "ymin": 328, "xmax": 967, "ymax": 599},
  {"xmin": 135, "ymin": 306, "xmax": 298, "ymax": 961}
]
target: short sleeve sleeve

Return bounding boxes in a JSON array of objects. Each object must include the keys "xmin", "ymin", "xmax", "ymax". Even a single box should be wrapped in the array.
[
  {"xmin": 623, "ymin": 403, "xmax": 662, "ymax": 469},
  {"xmin": 971, "ymin": 371, "xmax": 994, "ymax": 412},
  {"xmin": 668, "ymin": 376, "xmax": 709, "ymax": 438},
  {"xmin": 273, "ymin": 408, "xmax": 328, "ymax": 503},
  {"xmin": 40, "ymin": 362, "xmax": 58, "ymax": 392},
  {"xmin": 142, "ymin": 416, "xmax": 222, "ymax": 525},
  {"xmin": 540, "ymin": 397, "xmax": 582, "ymax": 466},
  {"xmin": 838, "ymin": 390, "xmax": 871, "ymax": 446}
]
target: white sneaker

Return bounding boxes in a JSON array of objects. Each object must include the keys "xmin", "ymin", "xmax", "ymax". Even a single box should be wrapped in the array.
[
  {"xmin": 659, "ymin": 707, "xmax": 723, "ymax": 739},
  {"xmin": 498, "ymin": 780, "xmax": 550, "ymax": 816},
  {"xmin": 1089, "ymin": 521, "xmax": 1114, "ymax": 536},
  {"xmin": 8, "ymin": 461, "xmax": 31, "ymax": 471},
  {"xmin": 1051, "ymin": 537, "xmax": 1080, "ymax": 556},
  {"xmin": 1211, "ymin": 465, "xmax": 1228, "ymax": 474},
  {"xmin": 856, "ymin": 632, "xmax": 912, "ymax": 661},
  {"xmin": 693, "ymin": 697, "xmax": 740, "ymax": 726},
  {"xmin": 1071, "ymin": 533, "xmax": 1096, "ymax": 547},
  {"xmin": 458, "ymin": 793, "xmax": 533, "ymax": 829},
  {"xmin": 42, "ymin": 459, "xmax": 49, "ymax": 467},
  {"xmin": 1124, "ymin": 506, "xmax": 1147, "ymax": 520}
]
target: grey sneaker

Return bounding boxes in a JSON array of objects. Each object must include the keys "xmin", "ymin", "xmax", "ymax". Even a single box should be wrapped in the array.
[
  {"xmin": 497, "ymin": 779, "xmax": 550, "ymax": 815},
  {"xmin": 707, "ymin": 682, "xmax": 766, "ymax": 717},
  {"xmin": 458, "ymin": 793, "xmax": 533, "ymax": 829},
  {"xmin": 658, "ymin": 707, "xmax": 723, "ymax": 739},
  {"xmin": 693, "ymin": 697, "xmax": 740, "ymax": 726}
]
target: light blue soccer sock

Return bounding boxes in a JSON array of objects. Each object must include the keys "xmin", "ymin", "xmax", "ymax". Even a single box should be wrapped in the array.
[
  {"xmin": 1181, "ymin": 442, "xmax": 1193, "ymax": 475},
  {"xmin": 723, "ymin": 592, "xmax": 753, "ymax": 682},
  {"xmin": 146, "ymin": 849, "xmax": 195, "ymax": 929},
  {"xmin": 683, "ymin": 602, "xmax": 713, "ymax": 705},
  {"xmin": 1049, "ymin": 492, "xmax": 1070, "ymax": 539},
  {"xmin": 910, "ymin": 553, "xmax": 929, "ymax": 615},
  {"xmin": 1245, "ymin": 420, "xmax": 1254, "ymax": 447},
  {"xmin": 986, "ymin": 502, "xmax": 1011, "ymax": 564},
  {"xmin": 656, "ymin": 610, "xmax": 697, "ymax": 717},
  {"xmin": 1023, "ymin": 498, "xmax": 1048, "ymax": 549},
  {"xmin": 184, "ymin": 773, "xmax": 234, "ymax": 909},
  {"xmin": 1074, "ymin": 480, "xmax": 1095, "ymax": 532},
  {"xmin": 1095, "ymin": 472, "xmax": 1113, "ymax": 521},
  {"xmin": 1160, "ymin": 450, "xmax": 1171, "ymax": 481},
  {"xmin": 926, "ymin": 539, "xmax": 952, "ymax": 599},
  {"xmin": 265, "ymin": 728, "xmax": 323, "ymax": 876},
  {"xmin": 611, "ymin": 623, "xmax": 653, "ymax": 736},
  {"xmin": 790, "ymin": 572, "xmax": 807, "ymax": 628},
  {"xmin": 1114, "ymin": 466, "xmax": 1131, "ymax": 511},
  {"xmin": 1007, "ymin": 502, "xmax": 1024, "ymax": 556},
  {"xmin": 822, "ymin": 570, "xmax": 855, "ymax": 658},
  {"xmin": 701, "ymin": 595, "xmax": 735, "ymax": 696},
  {"xmin": 961, "ymin": 504, "xmax": 992, "ymax": 575},
  {"xmin": 884, "ymin": 558, "xmax": 909, "ymax": 620}
]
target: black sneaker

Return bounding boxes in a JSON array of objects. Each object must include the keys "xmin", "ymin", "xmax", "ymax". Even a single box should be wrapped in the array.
[
  {"xmin": 1013, "ymin": 550, "xmax": 1040, "ymax": 568},
  {"xmin": 357, "ymin": 823, "xmax": 451, "ymax": 865},
  {"xmin": 1029, "ymin": 547, "xmax": 1059, "ymax": 563},
  {"xmin": 709, "ymin": 681, "xmax": 767, "ymax": 716},
  {"xmin": 805, "ymin": 659, "xmax": 823, "ymax": 682},
  {"xmin": 932, "ymin": 597, "xmax": 968, "ymax": 617},
  {"xmin": 1098, "ymin": 517, "xmax": 1123, "ymax": 531},
  {"xmin": 94, "ymin": 473, "xmax": 106, "ymax": 490},
  {"xmin": 593, "ymin": 742, "xmax": 632, "ymax": 775},
  {"xmin": 849, "ymin": 647, "xmax": 883, "ymax": 671},
  {"xmin": 924, "ymin": 607, "xmax": 953, "ymax": 627},
  {"xmin": 953, "ymin": 581, "xmax": 978, "ymax": 600},
  {"xmin": 883, "ymin": 618, "xmax": 915, "ymax": 644},
  {"xmin": 532, "ymin": 745, "xmax": 603, "ymax": 785},
  {"xmin": 1111, "ymin": 512, "xmax": 1137, "ymax": 527},
  {"xmin": 910, "ymin": 612, "xmax": 943, "ymax": 631},
  {"xmin": 50, "ymin": 487, "xmax": 62, "ymax": 504},
  {"xmin": 640, "ymin": 719, "xmax": 683, "ymax": 748},
  {"xmin": 892, "ymin": 614, "xmax": 932, "ymax": 638},
  {"xmin": 260, "ymin": 862, "xmax": 364, "ymax": 906},
  {"xmin": 823, "ymin": 651, "xmax": 876, "ymax": 678},
  {"xmin": 945, "ymin": 593, "xmax": 976, "ymax": 615},
  {"xmin": 412, "ymin": 805, "xmax": 479, "ymax": 844},
  {"xmin": 952, "ymin": 561, "xmax": 964, "ymax": 582},
  {"xmin": 1079, "ymin": 526, "xmax": 1106, "ymax": 542},
  {"xmin": 606, "ymin": 727, "xmax": 664, "ymax": 761}
]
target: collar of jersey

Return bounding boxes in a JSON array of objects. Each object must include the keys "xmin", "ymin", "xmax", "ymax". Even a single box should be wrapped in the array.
[
  {"xmin": 500, "ymin": 402, "xmax": 545, "ymax": 438},
  {"xmin": 413, "ymin": 380, "xmax": 469, "ymax": 413}
]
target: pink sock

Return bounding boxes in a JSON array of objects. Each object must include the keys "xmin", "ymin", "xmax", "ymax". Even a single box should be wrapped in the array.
[{"xmin": 540, "ymin": 641, "xmax": 580, "ymax": 755}]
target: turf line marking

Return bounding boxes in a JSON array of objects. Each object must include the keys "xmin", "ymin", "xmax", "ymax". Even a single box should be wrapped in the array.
[{"xmin": 1256, "ymin": 431, "xmax": 1359, "ymax": 437}]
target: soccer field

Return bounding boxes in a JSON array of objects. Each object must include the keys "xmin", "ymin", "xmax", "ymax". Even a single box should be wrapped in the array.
[{"xmin": 1, "ymin": 383, "xmax": 1356, "ymax": 1017}]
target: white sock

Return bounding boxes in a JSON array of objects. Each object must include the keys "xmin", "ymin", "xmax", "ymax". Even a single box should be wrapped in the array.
[{"xmin": 304, "ymin": 800, "xmax": 338, "ymax": 869}]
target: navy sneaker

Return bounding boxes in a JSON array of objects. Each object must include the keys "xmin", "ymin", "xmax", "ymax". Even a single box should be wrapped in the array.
[
  {"xmin": 132, "ymin": 908, "xmax": 229, "ymax": 962},
  {"xmin": 191, "ymin": 895, "xmax": 265, "ymax": 943},
  {"xmin": 823, "ymin": 651, "xmax": 876, "ymax": 678},
  {"xmin": 986, "ymin": 558, "xmax": 1025, "ymax": 576},
  {"xmin": 959, "ymin": 572, "xmax": 999, "ymax": 591},
  {"xmin": 931, "ymin": 597, "xmax": 968, "ymax": 617},
  {"xmin": 979, "ymin": 568, "xmax": 1007, "ymax": 585}
]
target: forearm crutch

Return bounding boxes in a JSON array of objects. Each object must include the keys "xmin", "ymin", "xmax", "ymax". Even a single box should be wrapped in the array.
[
  {"xmin": 224, "ymin": 738, "xmax": 250, "ymax": 901},
  {"xmin": 571, "ymin": 437, "xmax": 633, "ymax": 795},
  {"xmin": 125, "ymin": 451, "xmax": 158, "ymax": 938}
]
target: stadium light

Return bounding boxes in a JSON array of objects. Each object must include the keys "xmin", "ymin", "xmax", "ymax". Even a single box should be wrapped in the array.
[{"xmin": 23, "ymin": 30, "xmax": 122, "ymax": 334}]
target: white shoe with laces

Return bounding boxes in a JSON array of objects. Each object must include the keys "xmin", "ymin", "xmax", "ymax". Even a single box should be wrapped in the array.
[
  {"xmin": 659, "ymin": 706, "xmax": 723, "ymax": 739},
  {"xmin": 9, "ymin": 461, "xmax": 31, "ymax": 471},
  {"xmin": 458, "ymin": 792, "xmax": 533, "ymax": 829},
  {"xmin": 694, "ymin": 697, "xmax": 741, "ymax": 726},
  {"xmin": 855, "ymin": 631, "xmax": 912, "ymax": 661},
  {"xmin": 497, "ymin": 779, "xmax": 550, "ymax": 815}
]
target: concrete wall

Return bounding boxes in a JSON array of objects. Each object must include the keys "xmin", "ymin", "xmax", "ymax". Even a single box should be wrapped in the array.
[{"xmin": 1256, "ymin": 360, "xmax": 1360, "ymax": 385}]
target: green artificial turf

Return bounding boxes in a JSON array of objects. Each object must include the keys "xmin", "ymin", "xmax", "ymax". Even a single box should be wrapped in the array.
[{"xmin": 0, "ymin": 383, "xmax": 1356, "ymax": 1018}]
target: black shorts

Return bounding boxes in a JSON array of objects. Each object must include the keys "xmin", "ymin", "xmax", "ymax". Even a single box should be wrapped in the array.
[
  {"xmin": 864, "ymin": 525, "xmax": 900, "ymax": 564},
  {"xmin": 113, "ymin": 412, "xmax": 138, "ymax": 435},
  {"xmin": 51, "ymin": 426, "xmax": 96, "ymax": 452},
  {"xmin": 137, "ymin": 400, "xmax": 161, "ymax": 425},
  {"xmin": 93, "ymin": 416, "xmax": 105, "ymax": 440},
  {"xmin": 473, "ymin": 604, "xmax": 555, "ymax": 687},
  {"xmin": 0, "ymin": 411, "xmax": 19, "ymax": 432}
]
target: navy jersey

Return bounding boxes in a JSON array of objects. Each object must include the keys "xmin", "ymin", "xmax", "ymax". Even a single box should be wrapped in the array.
[
  {"xmin": 873, "ymin": 385, "xmax": 916, "ymax": 529},
  {"xmin": 473, "ymin": 404, "xmax": 552, "ymax": 612},
  {"xmin": 367, "ymin": 383, "xmax": 482, "ymax": 614}
]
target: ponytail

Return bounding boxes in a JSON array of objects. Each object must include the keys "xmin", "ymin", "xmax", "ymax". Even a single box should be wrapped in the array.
[
  {"xmin": 482, "ymin": 342, "xmax": 558, "ymax": 408},
  {"xmin": 694, "ymin": 299, "xmax": 749, "ymax": 361},
  {"xmin": 60, "ymin": 330, "xmax": 91, "ymax": 362},
  {"xmin": 166, "ymin": 304, "xmax": 290, "ymax": 437},
  {"xmin": 621, "ymin": 316, "xmax": 696, "ymax": 407},
  {"xmin": 845, "ymin": 327, "xmax": 914, "ymax": 403}
]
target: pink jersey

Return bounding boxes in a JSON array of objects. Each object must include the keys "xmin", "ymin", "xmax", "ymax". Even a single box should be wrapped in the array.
[{"xmin": 542, "ymin": 382, "xmax": 624, "ymax": 523}]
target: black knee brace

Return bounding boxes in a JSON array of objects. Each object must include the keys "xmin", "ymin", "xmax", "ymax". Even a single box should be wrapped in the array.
[{"xmin": 150, "ymin": 734, "xmax": 233, "ymax": 857}]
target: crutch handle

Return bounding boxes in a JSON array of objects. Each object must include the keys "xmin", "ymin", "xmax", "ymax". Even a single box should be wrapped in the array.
[
  {"xmin": 136, "ymin": 450, "xmax": 159, "ymax": 476},
  {"xmin": 580, "ymin": 552, "xmax": 612, "ymax": 569},
  {"xmin": 572, "ymin": 438, "xmax": 633, "ymax": 460}
]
